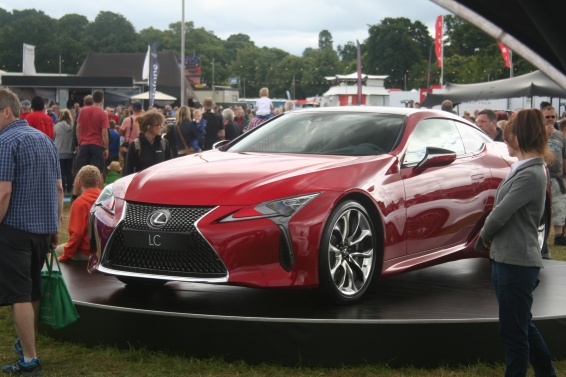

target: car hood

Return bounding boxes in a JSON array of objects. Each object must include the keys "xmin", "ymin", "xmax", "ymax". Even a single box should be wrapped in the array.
[{"xmin": 124, "ymin": 150, "xmax": 389, "ymax": 206}]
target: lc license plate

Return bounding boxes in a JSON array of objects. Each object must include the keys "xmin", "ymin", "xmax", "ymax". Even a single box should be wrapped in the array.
[{"xmin": 122, "ymin": 228, "xmax": 191, "ymax": 250}]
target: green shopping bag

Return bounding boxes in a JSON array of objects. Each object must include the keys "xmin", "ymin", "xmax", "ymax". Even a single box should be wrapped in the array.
[{"xmin": 39, "ymin": 248, "xmax": 79, "ymax": 329}]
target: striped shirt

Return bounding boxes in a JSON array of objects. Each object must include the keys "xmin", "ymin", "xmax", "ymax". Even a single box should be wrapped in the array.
[{"xmin": 0, "ymin": 119, "xmax": 61, "ymax": 234}]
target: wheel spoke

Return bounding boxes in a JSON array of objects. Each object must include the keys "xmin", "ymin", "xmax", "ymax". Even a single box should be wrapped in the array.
[
  {"xmin": 347, "ymin": 257, "xmax": 366, "ymax": 283},
  {"xmin": 349, "ymin": 229, "xmax": 371, "ymax": 246},
  {"xmin": 347, "ymin": 211, "xmax": 361, "ymax": 244},
  {"xmin": 340, "ymin": 211, "xmax": 350, "ymax": 244},
  {"xmin": 344, "ymin": 262, "xmax": 356, "ymax": 291},
  {"xmin": 329, "ymin": 244, "xmax": 341, "ymax": 255},
  {"xmin": 336, "ymin": 261, "xmax": 347, "ymax": 289},
  {"xmin": 330, "ymin": 255, "xmax": 343, "ymax": 279},
  {"xmin": 350, "ymin": 248, "xmax": 374, "ymax": 259}
]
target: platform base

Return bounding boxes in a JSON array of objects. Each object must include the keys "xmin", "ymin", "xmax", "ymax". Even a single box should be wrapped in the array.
[{"xmin": 41, "ymin": 258, "xmax": 566, "ymax": 367}]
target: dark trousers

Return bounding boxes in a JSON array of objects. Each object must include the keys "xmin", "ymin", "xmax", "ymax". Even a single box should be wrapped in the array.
[
  {"xmin": 491, "ymin": 261, "xmax": 556, "ymax": 377},
  {"xmin": 59, "ymin": 158, "xmax": 74, "ymax": 194},
  {"xmin": 76, "ymin": 144, "xmax": 105, "ymax": 174}
]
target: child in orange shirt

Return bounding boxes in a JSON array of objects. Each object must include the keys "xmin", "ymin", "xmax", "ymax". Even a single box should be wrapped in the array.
[{"xmin": 56, "ymin": 165, "xmax": 101, "ymax": 262}]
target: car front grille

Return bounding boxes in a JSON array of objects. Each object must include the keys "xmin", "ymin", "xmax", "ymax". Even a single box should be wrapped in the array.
[{"xmin": 101, "ymin": 203, "xmax": 227, "ymax": 279}]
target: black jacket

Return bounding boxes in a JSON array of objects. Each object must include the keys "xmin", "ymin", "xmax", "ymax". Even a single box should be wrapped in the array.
[
  {"xmin": 123, "ymin": 133, "xmax": 172, "ymax": 176},
  {"xmin": 202, "ymin": 110, "xmax": 224, "ymax": 150},
  {"xmin": 225, "ymin": 121, "xmax": 242, "ymax": 141}
]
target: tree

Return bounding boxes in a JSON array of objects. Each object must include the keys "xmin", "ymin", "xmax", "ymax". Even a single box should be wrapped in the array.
[
  {"xmin": 0, "ymin": 10, "xmax": 57, "ymax": 72},
  {"xmin": 318, "ymin": 30, "xmax": 333, "ymax": 50},
  {"xmin": 444, "ymin": 15, "xmax": 493, "ymax": 57},
  {"xmin": 83, "ymin": 11, "xmax": 140, "ymax": 53},
  {"xmin": 365, "ymin": 18, "xmax": 430, "ymax": 88},
  {"xmin": 337, "ymin": 41, "xmax": 357, "ymax": 61},
  {"xmin": 224, "ymin": 33, "xmax": 255, "ymax": 64}
]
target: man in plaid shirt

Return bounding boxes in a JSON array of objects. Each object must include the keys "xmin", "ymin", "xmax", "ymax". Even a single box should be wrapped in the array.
[{"xmin": 0, "ymin": 87, "xmax": 63, "ymax": 376}]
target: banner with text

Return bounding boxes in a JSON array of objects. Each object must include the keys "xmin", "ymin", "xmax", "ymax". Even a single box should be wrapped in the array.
[
  {"xmin": 435, "ymin": 15, "xmax": 443, "ymax": 68},
  {"xmin": 149, "ymin": 42, "xmax": 160, "ymax": 108}
]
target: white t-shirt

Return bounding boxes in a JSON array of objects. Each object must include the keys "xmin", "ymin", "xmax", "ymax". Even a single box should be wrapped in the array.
[{"xmin": 255, "ymin": 97, "xmax": 272, "ymax": 116}]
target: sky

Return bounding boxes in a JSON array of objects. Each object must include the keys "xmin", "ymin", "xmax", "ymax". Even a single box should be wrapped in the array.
[{"xmin": 0, "ymin": 0, "xmax": 451, "ymax": 56}]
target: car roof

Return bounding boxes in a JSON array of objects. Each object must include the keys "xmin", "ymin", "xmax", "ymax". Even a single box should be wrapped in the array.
[{"xmin": 289, "ymin": 106, "xmax": 419, "ymax": 116}]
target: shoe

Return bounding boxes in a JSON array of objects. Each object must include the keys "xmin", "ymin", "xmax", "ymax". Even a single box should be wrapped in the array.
[
  {"xmin": 13, "ymin": 338, "xmax": 22, "ymax": 356},
  {"xmin": 2, "ymin": 356, "xmax": 42, "ymax": 376},
  {"xmin": 553, "ymin": 234, "xmax": 566, "ymax": 246}
]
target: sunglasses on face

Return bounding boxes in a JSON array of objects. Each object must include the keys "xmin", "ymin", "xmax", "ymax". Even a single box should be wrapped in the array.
[{"xmin": 546, "ymin": 115, "xmax": 556, "ymax": 119}]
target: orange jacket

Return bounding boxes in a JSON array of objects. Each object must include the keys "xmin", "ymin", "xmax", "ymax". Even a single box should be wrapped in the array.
[{"xmin": 60, "ymin": 188, "xmax": 101, "ymax": 262}]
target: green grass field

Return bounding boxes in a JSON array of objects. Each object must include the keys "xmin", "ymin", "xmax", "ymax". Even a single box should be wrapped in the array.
[{"xmin": 1, "ymin": 203, "xmax": 563, "ymax": 376}]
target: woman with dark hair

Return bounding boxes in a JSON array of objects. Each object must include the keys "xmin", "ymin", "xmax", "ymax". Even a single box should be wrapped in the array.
[
  {"xmin": 122, "ymin": 110, "xmax": 172, "ymax": 176},
  {"xmin": 479, "ymin": 109, "xmax": 556, "ymax": 376},
  {"xmin": 54, "ymin": 109, "xmax": 75, "ymax": 196}
]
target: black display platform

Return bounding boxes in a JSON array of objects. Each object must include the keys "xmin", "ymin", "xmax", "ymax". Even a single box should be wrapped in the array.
[{"xmin": 41, "ymin": 258, "xmax": 566, "ymax": 367}]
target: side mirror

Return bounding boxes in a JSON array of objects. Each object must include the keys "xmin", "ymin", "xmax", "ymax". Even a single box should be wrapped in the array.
[
  {"xmin": 213, "ymin": 140, "xmax": 230, "ymax": 149},
  {"xmin": 413, "ymin": 147, "xmax": 456, "ymax": 175}
]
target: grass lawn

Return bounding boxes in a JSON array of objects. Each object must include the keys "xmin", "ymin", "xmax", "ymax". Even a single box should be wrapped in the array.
[{"xmin": 1, "ymin": 203, "xmax": 564, "ymax": 376}]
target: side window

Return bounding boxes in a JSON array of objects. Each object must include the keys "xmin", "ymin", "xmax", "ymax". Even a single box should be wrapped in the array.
[
  {"xmin": 403, "ymin": 118, "xmax": 466, "ymax": 165},
  {"xmin": 455, "ymin": 121, "xmax": 492, "ymax": 154}
]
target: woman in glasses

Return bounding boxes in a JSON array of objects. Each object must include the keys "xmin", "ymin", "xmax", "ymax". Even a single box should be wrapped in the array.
[
  {"xmin": 480, "ymin": 109, "xmax": 556, "ymax": 377},
  {"xmin": 123, "ymin": 110, "xmax": 173, "ymax": 176}
]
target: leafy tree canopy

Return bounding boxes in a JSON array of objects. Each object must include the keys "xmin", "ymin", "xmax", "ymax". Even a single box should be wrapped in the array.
[{"xmin": 0, "ymin": 9, "xmax": 537, "ymax": 96}]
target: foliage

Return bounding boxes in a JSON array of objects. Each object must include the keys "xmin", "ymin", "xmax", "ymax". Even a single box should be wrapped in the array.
[
  {"xmin": 0, "ymin": 8, "xmax": 539, "ymax": 98},
  {"xmin": 318, "ymin": 29, "xmax": 333, "ymax": 50}
]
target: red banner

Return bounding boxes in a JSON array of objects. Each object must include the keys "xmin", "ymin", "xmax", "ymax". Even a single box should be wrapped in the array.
[
  {"xmin": 498, "ymin": 42, "xmax": 511, "ymax": 68},
  {"xmin": 435, "ymin": 15, "xmax": 443, "ymax": 68}
]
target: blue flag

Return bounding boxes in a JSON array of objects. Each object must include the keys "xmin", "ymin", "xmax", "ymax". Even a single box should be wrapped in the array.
[{"xmin": 149, "ymin": 42, "xmax": 160, "ymax": 108}]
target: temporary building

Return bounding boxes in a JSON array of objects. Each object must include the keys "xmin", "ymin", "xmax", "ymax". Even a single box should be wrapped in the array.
[
  {"xmin": 421, "ymin": 71, "xmax": 566, "ymax": 107},
  {"xmin": 77, "ymin": 50, "xmax": 197, "ymax": 106}
]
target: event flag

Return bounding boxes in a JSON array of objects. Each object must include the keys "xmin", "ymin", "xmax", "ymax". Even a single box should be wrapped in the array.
[
  {"xmin": 498, "ymin": 42, "xmax": 511, "ymax": 68},
  {"xmin": 435, "ymin": 15, "xmax": 443, "ymax": 68},
  {"xmin": 356, "ymin": 39, "xmax": 362, "ymax": 105},
  {"xmin": 149, "ymin": 42, "xmax": 160, "ymax": 108},
  {"xmin": 22, "ymin": 44, "xmax": 37, "ymax": 75},
  {"xmin": 142, "ymin": 45, "xmax": 150, "ymax": 80}
]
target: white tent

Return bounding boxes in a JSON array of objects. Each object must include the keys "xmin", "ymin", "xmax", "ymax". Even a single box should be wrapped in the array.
[{"xmin": 131, "ymin": 91, "xmax": 176, "ymax": 101}]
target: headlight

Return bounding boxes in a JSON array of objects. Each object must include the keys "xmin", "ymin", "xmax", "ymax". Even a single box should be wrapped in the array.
[
  {"xmin": 220, "ymin": 193, "xmax": 320, "ymax": 222},
  {"xmin": 95, "ymin": 183, "xmax": 116, "ymax": 214}
]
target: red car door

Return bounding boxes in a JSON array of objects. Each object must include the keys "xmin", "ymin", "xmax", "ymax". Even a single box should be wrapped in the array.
[{"xmin": 400, "ymin": 118, "xmax": 492, "ymax": 255}]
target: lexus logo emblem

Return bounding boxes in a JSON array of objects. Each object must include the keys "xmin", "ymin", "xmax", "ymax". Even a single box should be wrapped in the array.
[{"xmin": 147, "ymin": 209, "xmax": 171, "ymax": 229}]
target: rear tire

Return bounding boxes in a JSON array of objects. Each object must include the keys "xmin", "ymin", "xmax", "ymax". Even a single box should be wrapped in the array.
[
  {"xmin": 116, "ymin": 276, "xmax": 168, "ymax": 287},
  {"xmin": 318, "ymin": 200, "xmax": 377, "ymax": 304}
]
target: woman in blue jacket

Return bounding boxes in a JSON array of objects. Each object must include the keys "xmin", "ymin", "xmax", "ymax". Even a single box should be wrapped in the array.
[{"xmin": 480, "ymin": 109, "xmax": 556, "ymax": 377}]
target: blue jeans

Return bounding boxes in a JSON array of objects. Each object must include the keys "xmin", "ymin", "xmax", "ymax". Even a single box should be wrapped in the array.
[{"xmin": 491, "ymin": 261, "xmax": 556, "ymax": 377}]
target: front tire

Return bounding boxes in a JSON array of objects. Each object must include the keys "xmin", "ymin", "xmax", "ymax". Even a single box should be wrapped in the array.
[{"xmin": 318, "ymin": 200, "xmax": 377, "ymax": 303}]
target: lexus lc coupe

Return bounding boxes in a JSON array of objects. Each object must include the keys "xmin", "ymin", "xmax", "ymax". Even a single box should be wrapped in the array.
[{"xmin": 89, "ymin": 107, "xmax": 546, "ymax": 303}]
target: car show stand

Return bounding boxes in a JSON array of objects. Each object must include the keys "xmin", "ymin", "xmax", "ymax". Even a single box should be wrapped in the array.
[{"xmin": 41, "ymin": 258, "xmax": 566, "ymax": 367}]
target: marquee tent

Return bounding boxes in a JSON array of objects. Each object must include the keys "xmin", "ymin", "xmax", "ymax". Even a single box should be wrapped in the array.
[
  {"xmin": 421, "ymin": 71, "xmax": 566, "ymax": 107},
  {"xmin": 434, "ymin": 0, "xmax": 566, "ymax": 91}
]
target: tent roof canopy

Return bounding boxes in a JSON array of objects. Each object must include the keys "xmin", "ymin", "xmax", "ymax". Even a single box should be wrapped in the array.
[
  {"xmin": 421, "ymin": 70, "xmax": 566, "ymax": 107},
  {"xmin": 324, "ymin": 73, "xmax": 389, "ymax": 81},
  {"xmin": 131, "ymin": 91, "xmax": 177, "ymax": 101}
]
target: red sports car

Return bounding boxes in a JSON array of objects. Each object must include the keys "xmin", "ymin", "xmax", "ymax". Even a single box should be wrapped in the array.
[{"xmin": 89, "ymin": 107, "xmax": 538, "ymax": 303}]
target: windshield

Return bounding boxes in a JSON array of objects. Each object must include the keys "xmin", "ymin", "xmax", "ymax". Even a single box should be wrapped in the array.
[{"xmin": 227, "ymin": 112, "xmax": 405, "ymax": 156}]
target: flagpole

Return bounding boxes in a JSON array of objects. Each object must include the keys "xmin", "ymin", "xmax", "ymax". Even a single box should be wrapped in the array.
[
  {"xmin": 427, "ymin": 45, "xmax": 432, "ymax": 93},
  {"xmin": 180, "ymin": 0, "xmax": 185, "ymax": 107},
  {"xmin": 510, "ymin": 49, "xmax": 513, "ymax": 78}
]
